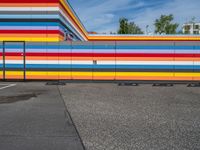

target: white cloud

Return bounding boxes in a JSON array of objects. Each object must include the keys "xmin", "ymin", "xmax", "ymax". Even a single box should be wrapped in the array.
[
  {"xmin": 69, "ymin": 0, "xmax": 143, "ymax": 33},
  {"xmin": 69, "ymin": 0, "xmax": 200, "ymax": 33},
  {"xmin": 132, "ymin": 0, "xmax": 200, "ymax": 33}
]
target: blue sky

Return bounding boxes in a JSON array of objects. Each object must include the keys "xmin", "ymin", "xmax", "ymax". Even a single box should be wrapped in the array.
[{"xmin": 68, "ymin": 0, "xmax": 200, "ymax": 33}]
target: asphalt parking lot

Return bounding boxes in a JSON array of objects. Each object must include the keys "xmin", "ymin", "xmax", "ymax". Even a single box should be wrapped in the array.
[
  {"xmin": 0, "ymin": 82, "xmax": 84, "ymax": 150},
  {"xmin": 0, "ymin": 82, "xmax": 200, "ymax": 150},
  {"xmin": 60, "ymin": 83, "xmax": 200, "ymax": 150}
]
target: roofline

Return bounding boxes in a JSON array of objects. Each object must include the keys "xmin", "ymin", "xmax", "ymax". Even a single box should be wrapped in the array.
[{"xmin": 65, "ymin": 1, "xmax": 200, "ymax": 41}]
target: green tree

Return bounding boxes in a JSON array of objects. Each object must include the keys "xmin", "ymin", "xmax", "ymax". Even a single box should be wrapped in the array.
[
  {"xmin": 118, "ymin": 18, "xmax": 129, "ymax": 34},
  {"xmin": 128, "ymin": 22, "xmax": 144, "ymax": 34},
  {"xmin": 154, "ymin": 14, "xmax": 179, "ymax": 34},
  {"xmin": 117, "ymin": 18, "xmax": 143, "ymax": 34}
]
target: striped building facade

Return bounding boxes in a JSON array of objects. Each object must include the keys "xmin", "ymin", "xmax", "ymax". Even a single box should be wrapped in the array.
[
  {"xmin": 0, "ymin": 0, "xmax": 88, "ymax": 42},
  {"xmin": 1, "ymin": 41, "xmax": 200, "ymax": 81},
  {"xmin": 0, "ymin": 0, "xmax": 200, "ymax": 81}
]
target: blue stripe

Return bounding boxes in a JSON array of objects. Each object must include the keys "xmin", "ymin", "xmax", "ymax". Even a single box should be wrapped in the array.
[
  {"xmin": 0, "ymin": 22, "xmax": 59, "ymax": 26},
  {"xmin": 3, "ymin": 44, "xmax": 198, "ymax": 50},
  {"xmin": 72, "ymin": 45, "xmax": 92, "ymax": 49},
  {"xmin": 26, "ymin": 45, "xmax": 71, "ymax": 49},
  {"xmin": 5, "ymin": 64, "xmax": 23, "ymax": 68},
  {"xmin": 3, "ymin": 64, "xmax": 200, "ymax": 70},
  {"xmin": 26, "ymin": 64, "xmax": 48, "ymax": 69},
  {"xmin": 93, "ymin": 45, "xmax": 115, "ymax": 49},
  {"xmin": 23, "ymin": 64, "xmax": 198, "ymax": 69},
  {"xmin": 116, "ymin": 45, "xmax": 194, "ymax": 50},
  {"xmin": 5, "ymin": 45, "xmax": 24, "ymax": 49}
]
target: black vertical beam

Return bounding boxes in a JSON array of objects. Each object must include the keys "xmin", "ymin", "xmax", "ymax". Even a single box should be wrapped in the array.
[
  {"xmin": 2, "ymin": 41, "xmax": 5, "ymax": 80},
  {"xmin": 23, "ymin": 41, "xmax": 26, "ymax": 81}
]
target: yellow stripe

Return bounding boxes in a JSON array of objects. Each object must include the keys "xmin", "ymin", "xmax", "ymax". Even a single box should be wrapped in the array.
[
  {"xmin": 26, "ymin": 72, "xmax": 47, "ymax": 76},
  {"xmin": 88, "ymin": 36, "xmax": 200, "ymax": 41},
  {"xmin": 0, "ymin": 37, "xmax": 60, "ymax": 42},
  {"xmin": 5, "ymin": 71, "xmax": 23, "ymax": 75},
  {"xmin": 4, "ymin": 71, "xmax": 200, "ymax": 77},
  {"xmin": 175, "ymin": 73, "xmax": 200, "ymax": 77}
]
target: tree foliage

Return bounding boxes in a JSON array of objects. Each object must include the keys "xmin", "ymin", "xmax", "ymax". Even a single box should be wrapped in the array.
[
  {"xmin": 118, "ymin": 18, "xmax": 143, "ymax": 34},
  {"xmin": 154, "ymin": 14, "xmax": 179, "ymax": 34}
]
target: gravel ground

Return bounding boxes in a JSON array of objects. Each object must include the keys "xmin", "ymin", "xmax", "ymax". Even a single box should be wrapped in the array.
[{"xmin": 60, "ymin": 83, "xmax": 200, "ymax": 150}]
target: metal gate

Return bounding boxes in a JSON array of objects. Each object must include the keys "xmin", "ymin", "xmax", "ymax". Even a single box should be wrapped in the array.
[{"xmin": 3, "ymin": 41, "xmax": 25, "ymax": 80}]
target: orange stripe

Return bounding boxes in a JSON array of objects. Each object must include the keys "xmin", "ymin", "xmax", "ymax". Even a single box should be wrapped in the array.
[
  {"xmin": 116, "ymin": 76, "xmax": 175, "ymax": 80},
  {"xmin": 93, "ymin": 76, "xmax": 115, "ymax": 80},
  {"xmin": 193, "ymin": 77, "xmax": 200, "ymax": 81},
  {"xmin": 5, "ymin": 75, "xmax": 23, "ymax": 79},
  {"xmin": 5, "ymin": 56, "xmax": 24, "ymax": 60},
  {"xmin": 72, "ymin": 76, "xmax": 92, "ymax": 80},
  {"xmin": 59, "ymin": 76, "xmax": 71, "ymax": 80}
]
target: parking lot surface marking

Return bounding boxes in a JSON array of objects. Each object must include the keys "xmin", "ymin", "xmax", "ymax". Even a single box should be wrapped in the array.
[{"xmin": 0, "ymin": 84, "xmax": 16, "ymax": 90}]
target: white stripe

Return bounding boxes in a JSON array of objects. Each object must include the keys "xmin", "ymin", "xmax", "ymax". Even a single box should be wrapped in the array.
[
  {"xmin": 115, "ymin": 61, "xmax": 193, "ymax": 65},
  {"xmin": 26, "ymin": 60, "xmax": 93, "ymax": 65},
  {"xmin": 0, "ymin": 84, "xmax": 16, "ymax": 90},
  {"xmin": 3, "ymin": 60, "xmax": 200, "ymax": 65},
  {"xmin": 26, "ymin": 60, "xmax": 70, "ymax": 64},
  {"xmin": 72, "ymin": 61, "xmax": 93, "ymax": 65},
  {"xmin": 0, "ymin": 7, "xmax": 59, "ymax": 11},
  {"xmin": 5, "ymin": 60, "xmax": 23, "ymax": 64},
  {"xmin": 0, "ymin": 26, "xmax": 59, "ymax": 30}
]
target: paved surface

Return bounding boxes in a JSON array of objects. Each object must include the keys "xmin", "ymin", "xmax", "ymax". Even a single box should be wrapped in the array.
[
  {"xmin": 60, "ymin": 83, "xmax": 200, "ymax": 150},
  {"xmin": 0, "ymin": 82, "xmax": 84, "ymax": 150},
  {"xmin": 1, "ymin": 82, "xmax": 200, "ymax": 150}
]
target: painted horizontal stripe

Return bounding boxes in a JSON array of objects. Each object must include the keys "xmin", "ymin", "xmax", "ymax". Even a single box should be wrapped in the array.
[
  {"xmin": 2, "ymin": 71, "xmax": 200, "ymax": 81},
  {"xmin": 0, "ymin": 37, "xmax": 60, "ymax": 42},
  {"xmin": 116, "ymin": 45, "xmax": 198, "ymax": 49},
  {"xmin": 4, "ymin": 64, "xmax": 24, "ymax": 68},
  {"xmin": 0, "ymin": 0, "xmax": 59, "ymax": 3},
  {"xmin": 1, "ymin": 52, "xmax": 200, "ymax": 57},
  {"xmin": 0, "ymin": 18, "xmax": 84, "ymax": 41},
  {"xmin": 0, "ymin": 7, "xmax": 60, "ymax": 11},
  {"xmin": 2, "ymin": 64, "xmax": 198, "ymax": 69},
  {"xmin": 0, "ymin": 26, "xmax": 60, "ymax": 30},
  {"xmin": 23, "ymin": 68, "xmax": 197, "ymax": 73},
  {"xmin": 0, "ymin": 43, "xmax": 199, "ymax": 50},
  {"xmin": 0, "ymin": 22, "xmax": 60, "ymax": 26},
  {"xmin": 6, "ymin": 71, "xmax": 200, "ymax": 77},
  {"xmin": 2, "ymin": 48, "xmax": 199, "ymax": 54},
  {"xmin": 0, "ymin": 14, "xmax": 60, "ymax": 19},
  {"xmin": 3, "ymin": 56, "xmax": 187, "ymax": 61},
  {"xmin": 0, "ymin": 30, "xmax": 63, "ymax": 35}
]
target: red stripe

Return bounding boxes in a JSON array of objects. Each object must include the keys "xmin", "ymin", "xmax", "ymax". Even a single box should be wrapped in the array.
[
  {"xmin": 1, "ymin": 52, "xmax": 199, "ymax": 57},
  {"xmin": 0, "ymin": 30, "xmax": 63, "ymax": 35},
  {"xmin": 0, "ymin": 0, "xmax": 59, "ymax": 3}
]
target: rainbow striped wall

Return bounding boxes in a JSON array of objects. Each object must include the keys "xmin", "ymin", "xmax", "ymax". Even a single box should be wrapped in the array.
[
  {"xmin": 0, "ymin": 41, "xmax": 200, "ymax": 81},
  {"xmin": 0, "ymin": 0, "xmax": 87, "ymax": 42},
  {"xmin": 1, "ymin": 0, "xmax": 200, "ymax": 42}
]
